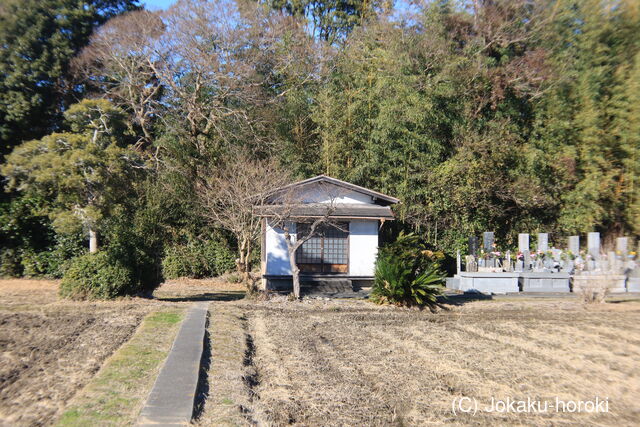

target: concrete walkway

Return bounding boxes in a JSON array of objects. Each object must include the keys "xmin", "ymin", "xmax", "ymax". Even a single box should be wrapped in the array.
[{"xmin": 137, "ymin": 301, "xmax": 209, "ymax": 427}]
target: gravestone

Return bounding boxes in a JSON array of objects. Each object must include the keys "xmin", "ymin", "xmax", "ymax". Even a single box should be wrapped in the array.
[
  {"xmin": 483, "ymin": 232, "xmax": 494, "ymax": 252},
  {"xmin": 568, "ymin": 236, "xmax": 580, "ymax": 254},
  {"xmin": 465, "ymin": 255, "xmax": 477, "ymax": 272},
  {"xmin": 456, "ymin": 250, "xmax": 461, "ymax": 274},
  {"xmin": 523, "ymin": 250, "xmax": 531, "ymax": 271},
  {"xmin": 468, "ymin": 236, "xmax": 478, "ymax": 256},
  {"xmin": 518, "ymin": 233, "xmax": 530, "ymax": 253},
  {"xmin": 628, "ymin": 260, "xmax": 640, "ymax": 292},
  {"xmin": 515, "ymin": 260, "xmax": 524, "ymax": 272},
  {"xmin": 537, "ymin": 233, "xmax": 549, "ymax": 252},
  {"xmin": 588, "ymin": 232, "xmax": 601, "ymax": 259},
  {"xmin": 616, "ymin": 237, "xmax": 628, "ymax": 256},
  {"xmin": 545, "ymin": 258, "xmax": 555, "ymax": 271},
  {"xmin": 534, "ymin": 258, "xmax": 545, "ymax": 272},
  {"xmin": 505, "ymin": 250, "xmax": 511, "ymax": 272},
  {"xmin": 608, "ymin": 250, "xmax": 618, "ymax": 273},
  {"xmin": 561, "ymin": 258, "xmax": 574, "ymax": 273}
]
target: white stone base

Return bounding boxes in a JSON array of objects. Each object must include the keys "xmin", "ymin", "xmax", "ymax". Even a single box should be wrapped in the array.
[
  {"xmin": 455, "ymin": 272, "xmax": 520, "ymax": 294},
  {"xmin": 520, "ymin": 272, "xmax": 570, "ymax": 293},
  {"xmin": 626, "ymin": 277, "xmax": 640, "ymax": 292}
]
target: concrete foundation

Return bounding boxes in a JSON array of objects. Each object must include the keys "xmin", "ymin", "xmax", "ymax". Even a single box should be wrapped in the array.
[
  {"xmin": 455, "ymin": 272, "xmax": 520, "ymax": 294},
  {"xmin": 627, "ymin": 277, "xmax": 640, "ymax": 292},
  {"xmin": 446, "ymin": 277, "xmax": 460, "ymax": 290},
  {"xmin": 263, "ymin": 275, "xmax": 373, "ymax": 296},
  {"xmin": 519, "ymin": 272, "xmax": 570, "ymax": 293}
]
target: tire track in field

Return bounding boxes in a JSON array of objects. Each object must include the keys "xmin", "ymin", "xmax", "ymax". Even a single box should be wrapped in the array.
[
  {"xmin": 566, "ymin": 323, "xmax": 640, "ymax": 349},
  {"xmin": 248, "ymin": 313, "xmax": 316, "ymax": 426},
  {"xmin": 385, "ymin": 322, "xmax": 632, "ymax": 426},
  {"xmin": 249, "ymin": 311, "xmax": 389, "ymax": 425},
  {"xmin": 401, "ymin": 322, "xmax": 585, "ymax": 396}
]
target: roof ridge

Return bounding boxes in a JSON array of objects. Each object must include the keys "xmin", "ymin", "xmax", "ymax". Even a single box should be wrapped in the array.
[{"xmin": 272, "ymin": 175, "xmax": 399, "ymax": 204}]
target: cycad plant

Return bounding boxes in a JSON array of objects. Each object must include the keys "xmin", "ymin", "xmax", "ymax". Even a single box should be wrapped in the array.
[
  {"xmin": 371, "ymin": 232, "xmax": 445, "ymax": 308},
  {"xmin": 410, "ymin": 266, "xmax": 445, "ymax": 306}
]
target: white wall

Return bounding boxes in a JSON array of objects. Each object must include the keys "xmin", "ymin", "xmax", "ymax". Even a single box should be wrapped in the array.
[
  {"xmin": 295, "ymin": 183, "xmax": 373, "ymax": 204},
  {"xmin": 349, "ymin": 220, "xmax": 379, "ymax": 276},
  {"xmin": 265, "ymin": 221, "xmax": 294, "ymax": 275},
  {"xmin": 265, "ymin": 219, "xmax": 379, "ymax": 277}
]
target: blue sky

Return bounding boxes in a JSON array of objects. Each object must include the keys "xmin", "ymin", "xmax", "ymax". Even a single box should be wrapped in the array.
[{"xmin": 143, "ymin": 0, "xmax": 176, "ymax": 10}]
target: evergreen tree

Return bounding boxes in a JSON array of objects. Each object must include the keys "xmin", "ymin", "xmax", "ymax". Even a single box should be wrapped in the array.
[
  {"xmin": 1, "ymin": 99, "xmax": 144, "ymax": 252},
  {"xmin": 0, "ymin": 0, "xmax": 140, "ymax": 155},
  {"xmin": 548, "ymin": 0, "xmax": 640, "ymax": 236},
  {"xmin": 264, "ymin": 0, "xmax": 386, "ymax": 43}
]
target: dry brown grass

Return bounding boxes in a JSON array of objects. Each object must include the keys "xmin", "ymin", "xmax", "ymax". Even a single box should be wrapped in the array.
[
  {"xmin": 0, "ymin": 286, "xmax": 157, "ymax": 426},
  {"xmin": 193, "ymin": 303, "xmax": 252, "ymax": 427},
  {"xmin": 198, "ymin": 297, "xmax": 640, "ymax": 426},
  {"xmin": 0, "ymin": 279, "xmax": 59, "ymax": 309},
  {"xmin": 154, "ymin": 277, "xmax": 246, "ymax": 301},
  {"xmin": 0, "ymin": 277, "xmax": 233, "ymax": 426}
]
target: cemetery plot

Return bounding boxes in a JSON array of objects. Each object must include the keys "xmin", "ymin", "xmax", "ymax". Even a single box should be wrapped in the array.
[{"xmin": 450, "ymin": 232, "xmax": 639, "ymax": 294}]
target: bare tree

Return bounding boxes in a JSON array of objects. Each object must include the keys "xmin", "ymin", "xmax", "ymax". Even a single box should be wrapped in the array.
[
  {"xmin": 152, "ymin": 0, "xmax": 317, "ymax": 154},
  {"xmin": 73, "ymin": 10, "xmax": 164, "ymax": 151},
  {"xmin": 277, "ymin": 210, "xmax": 336, "ymax": 300},
  {"xmin": 194, "ymin": 149, "xmax": 292, "ymax": 285},
  {"xmin": 75, "ymin": 0, "xmax": 320, "ymax": 158}
]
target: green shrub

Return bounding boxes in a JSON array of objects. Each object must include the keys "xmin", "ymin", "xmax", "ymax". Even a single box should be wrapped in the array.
[
  {"xmin": 209, "ymin": 239, "xmax": 236, "ymax": 275},
  {"xmin": 226, "ymin": 272, "xmax": 241, "ymax": 283},
  {"xmin": 371, "ymin": 232, "xmax": 445, "ymax": 307},
  {"xmin": 21, "ymin": 233, "xmax": 86, "ymax": 278},
  {"xmin": 162, "ymin": 238, "xmax": 236, "ymax": 279},
  {"xmin": 60, "ymin": 252, "xmax": 134, "ymax": 300},
  {"xmin": 21, "ymin": 250, "xmax": 53, "ymax": 277},
  {"xmin": 161, "ymin": 245, "xmax": 195, "ymax": 279},
  {"xmin": 0, "ymin": 248, "xmax": 23, "ymax": 277},
  {"xmin": 102, "ymin": 231, "xmax": 161, "ymax": 296}
]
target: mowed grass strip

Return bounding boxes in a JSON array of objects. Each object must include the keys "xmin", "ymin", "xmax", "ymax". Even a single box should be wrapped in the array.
[{"xmin": 56, "ymin": 309, "xmax": 185, "ymax": 427}]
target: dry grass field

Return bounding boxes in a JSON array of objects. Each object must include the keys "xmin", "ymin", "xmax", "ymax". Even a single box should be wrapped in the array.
[
  {"xmin": 0, "ymin": 280, "xmax": 160, "ymax": 426},
  {"xmin": 197, "ymin": 296, "xmax": 640, "ymax": 426},
  {"xmin": 3, "ymin": 277, "xmax": 639, "ymax": 426},
  {"xmin": 0, "ymin": 278, "xmax": 234, "ymax": 426}
]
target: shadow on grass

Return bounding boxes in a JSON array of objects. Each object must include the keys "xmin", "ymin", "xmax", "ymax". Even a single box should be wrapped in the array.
[
  {"xmin": 606, "ymin": 296, "xmax": 640, "ymax": 304},
  {"xmin": 155, "ymin": 291, "xmax": 246, "ymax": 302},
  {"xmin": 192, "ymin": 313, "xmax": 211, "ymax": 420},
  {"xmin": 437, "ymin": 292, "xmax": 493, "ymax": 307}
]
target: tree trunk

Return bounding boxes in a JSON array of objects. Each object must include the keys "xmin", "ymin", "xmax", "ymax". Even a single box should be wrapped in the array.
[
  {"xmin": 243, "ymin": 239, "xmax": 252, "ymax": 282},
  {"xmin": 236, "ymin": 237, "xmax": 254, "ymax": 291},
  {"xmin": 89, "ymin": 228, "xmax": 98, "ymax": 253},
  {"xmin": 237, "ymin": 238, "xmax": 247, "ymax": 274},
  {"xmin": 244, "ymin": 240, "xmax": 252, "ymax": 278},
  {"xmin": 288, "ymin": 248, "xmax": 301, "ymax": 299}
]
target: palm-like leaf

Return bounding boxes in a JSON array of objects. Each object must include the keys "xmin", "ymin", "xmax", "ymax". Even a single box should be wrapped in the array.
[{"xmin": 372, "ymin": 254, "xmax": 444, "ymax": 307}]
